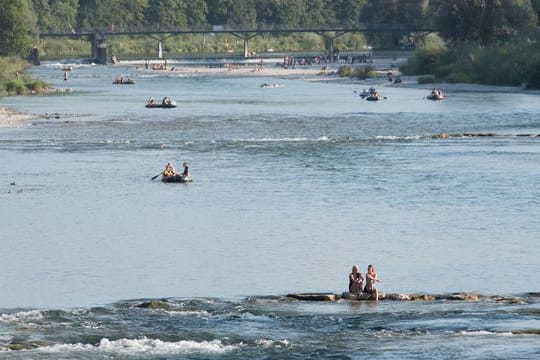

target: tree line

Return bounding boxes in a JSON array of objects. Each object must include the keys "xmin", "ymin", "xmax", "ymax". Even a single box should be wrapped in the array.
[
  {"xmin": 2, "ymin": 0, "xmax": 540, "ymax": 58},
  {"xmin": 1, "ymin": 0, "xmax": 540, "ymax": 89}
]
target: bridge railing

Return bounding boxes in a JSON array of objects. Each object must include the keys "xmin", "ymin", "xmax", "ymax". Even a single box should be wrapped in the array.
[{"xmin": 40, "ymin": 23, "xmax": 435, "ymax": 38}]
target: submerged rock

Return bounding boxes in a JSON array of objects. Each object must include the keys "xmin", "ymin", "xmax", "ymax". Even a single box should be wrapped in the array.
[
  {"xmin": 285, "ymin": 291, "xmax": 525, "ymax": 303},
  {"xmin": 444, "ymin": 292, "xmax": 481, "ymax": 301},
  {"xmin": 287, "ymin": 293, "xmax": 336, "ymax": 301},
  {"xmin": 342, "ymin": 292, "xmax": 385, "ymax": 301},
  {"xmin": 137, "ymin": 300, "xmax": 171, "ymax": 309}
]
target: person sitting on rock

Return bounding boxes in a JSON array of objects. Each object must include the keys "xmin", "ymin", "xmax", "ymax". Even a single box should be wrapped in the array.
[
  {"xmin": 364, "ymin": 264, "xmax": 382, "ymax": 301},
  {"xmin": 349, "ymin": 265, "xmax": 364, "ymax": 294}
]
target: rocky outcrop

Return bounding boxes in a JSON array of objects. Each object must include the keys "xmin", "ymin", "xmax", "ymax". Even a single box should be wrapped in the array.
[
  {"xmin": 286, "ymin": 292, "xmax": 526, "ymax": 303},
  {"xmin": 287, "ymin": 293, "xmax": 336, "ymax": 301}
]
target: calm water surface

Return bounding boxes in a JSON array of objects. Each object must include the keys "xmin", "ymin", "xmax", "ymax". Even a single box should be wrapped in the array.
[{"xmin": 0, "ymin": 61, "xmax": 538, "ymax": 358}]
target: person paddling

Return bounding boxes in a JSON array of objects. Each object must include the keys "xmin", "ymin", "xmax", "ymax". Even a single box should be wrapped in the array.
[{"xmin": 162, "ymin": 162, "xmax": 175, "ymax": 177}]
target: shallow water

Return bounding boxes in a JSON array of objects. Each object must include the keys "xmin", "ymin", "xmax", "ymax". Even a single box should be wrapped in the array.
[{"xmin": 0, "ymin": 61, "xmax": 539, "ymax": 358}]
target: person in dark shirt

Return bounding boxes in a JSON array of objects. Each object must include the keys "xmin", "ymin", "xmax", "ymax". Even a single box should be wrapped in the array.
[
  {"xmin": 181, "ymin": 162, "xmax": 189, "ymax": 178},
  {"xmin": 349, "ymin": 265, "xmax": 364, "ymax": 294}
]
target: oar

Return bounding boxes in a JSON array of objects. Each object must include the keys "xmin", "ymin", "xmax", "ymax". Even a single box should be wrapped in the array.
[{"xmin": 151, "ymin": 172, "xmax": 162, "ymax": 180}]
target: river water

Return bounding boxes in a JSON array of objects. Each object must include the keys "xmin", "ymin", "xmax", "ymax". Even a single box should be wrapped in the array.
[{"xmin": 0, "ymin": 61, "xmax": 539, "ymax": 358}]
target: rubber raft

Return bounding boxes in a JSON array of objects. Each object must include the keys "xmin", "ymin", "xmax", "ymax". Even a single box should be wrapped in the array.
[
  {"xmin": 161, "ymin": 175, "xmax": 192, "ymax": 183},
  {"xmin": 146, "ymin": 102, "xmax": 177, "ymax": 108}
]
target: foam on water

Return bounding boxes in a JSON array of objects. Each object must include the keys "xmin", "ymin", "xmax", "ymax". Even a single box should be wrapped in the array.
[{"xmin": 40, "ymin": 337, "xmax": 241, "ymax": 355}]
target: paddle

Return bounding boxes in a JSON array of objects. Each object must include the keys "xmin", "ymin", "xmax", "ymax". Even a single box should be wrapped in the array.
[{"xmin": 151, "ymin": 172, "xmax": 162, "ymax": 180}]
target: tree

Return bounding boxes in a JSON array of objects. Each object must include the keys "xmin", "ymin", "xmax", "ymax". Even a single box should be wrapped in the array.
[
  {"xmin": 184, "ymin": 0, "xmax": 208, "ymax": 26},
  {"xmin": 532, "ymin": 0, "xmax": 540, "ymax": 21},
  {"xmin": 77, "ymin": 0, "xmax": 148, "ymax": 32},
  {"xmin": 0, "ymin": 0, "xmax": 38, "ymax": 57},
  {"xmin": 361, "ymin": 0, "xmax": 428, "ymax": 47},
  {"xmin": 144, "ymin": 0, "xmax": 187, "ymax": 29},
  {"xmin": 32, "ymin": 0, "xmax": 79, "ymax": 33},
  {"xmin": 431, "ymin": 0, "xmax": 537, "ymax": 45},
  {"xmin": 329, "ymin": 0, "xmax": 366, "ymax": 28},
  {"xmin": 206, "ymin": 0, "xmax": 257, "ymax": 27}
]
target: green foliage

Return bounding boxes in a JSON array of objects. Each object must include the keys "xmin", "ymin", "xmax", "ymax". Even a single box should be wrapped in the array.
[
  {"xmin": 0, "ymin": 57, "xmax": 31, "ymax": 95},
  {"xmin": 361, "ymin": 0, "xmax": 428, "ymax": 48},
  {"xmin": 25, "ymin": 78, "xmax": 48, "ymax": 92},
  {"xmin": 445, "ymin": 72, "xmax": 471, "ymax": 84},
  {"xmin": 39, "ymin": 38, "xmax": 90, "ymax": 58},
  {"xmin": 430, "ymin": 0, "xmax": 537, "ymax": 46},
  {"xmin": 0, "ymin": 0, "xmax": 38, "ymax": 57},
  {"xmin": 33, "ymin": 0, "xmax": 78, "ymax": 33},
  {"xmin": 353, "ymin": 65, "xmax": 379, "ymax": 80},
  {"xmin": 338, "ymin": 65, "xmax": 377, "ymax": 79},
  {"xmin": 338, "ymin": 65, "xmax": 353, "ymax": 77},
  {"xmin": 417, "ymin": 75, "xmax": 435, "ymax": 84},
  {"xmin": 6, "ymin": 78, "xmax": 48, "ymax": 95},
  {"xmin": 400, "ymin": 34, "xmax": 447, "ymax": 76},
  {"xmin": 6, "ymin": 80, "xmax": 28, "ymax": 95},
  {"xmin": 402, "ymin": 32, "xmax": 540, "ymax": 88}
]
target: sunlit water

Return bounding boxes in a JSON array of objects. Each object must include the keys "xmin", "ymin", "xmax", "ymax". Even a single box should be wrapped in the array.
[{"xmin": 0, "ymin": 61, "xmax": 539, "ymax": 358}]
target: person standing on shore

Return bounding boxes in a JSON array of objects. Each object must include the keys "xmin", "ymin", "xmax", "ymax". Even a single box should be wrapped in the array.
[{"xmin": 364, "ymin": 265, "xmax": 381, "ymax": 301}]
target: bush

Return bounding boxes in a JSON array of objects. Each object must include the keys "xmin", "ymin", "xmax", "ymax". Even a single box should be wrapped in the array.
[
  {"xmin": 338, "ymin": 65, "xmax": 353, "ymax": 77},
  {"xmin": 400, "ymin": 34, "xmax": 447, "ymax": 75},
  {"xmin": 445, "ymin": 72, "xmax": 471, "ymax": 83},
  {"xmin": 352, "ymin": 65, "xmax": 377, "ymax": 79},
  {"xmin": 25, "ymin": 79, "xmax": 48, "ymax": 93},
  {"xmin": 6, "ymin": 80, "xmax": 27, "ymax": 95},
  {"xmin": 417, "ymin": 75, "xmax": 435, "ymax": 84}
]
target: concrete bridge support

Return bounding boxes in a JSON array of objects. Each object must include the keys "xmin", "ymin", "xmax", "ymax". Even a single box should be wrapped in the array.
[
  {"xmin": 28, "ymin": 46, "xmax": 40, "ymax": 65},
  {"xmin": 91, "ymin": 34, "xmax": 107, "ymax": 64},
  {"xmin": 231, "ymin": 32, "xmax": 261, "ymax": 58}
]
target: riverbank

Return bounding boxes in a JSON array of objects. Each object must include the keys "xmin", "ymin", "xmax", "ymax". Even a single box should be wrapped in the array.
[
  {"xmin": 134, "ymin": 61, "xmax": 338, "ymax": 79},
  {"xmin": 0, "ymin": 107, "xmax": 37, "ymax": 128}
]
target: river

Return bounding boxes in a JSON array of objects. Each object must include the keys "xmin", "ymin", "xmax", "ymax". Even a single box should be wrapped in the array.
[{"xmin": 0, "ymin": 61, "xmax": 538, "ymax": 358}]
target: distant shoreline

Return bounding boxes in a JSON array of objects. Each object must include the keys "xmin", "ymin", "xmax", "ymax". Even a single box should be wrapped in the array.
[{"xmin": 2, "ymin": 60, "xmax": 537, "ymax": 129}]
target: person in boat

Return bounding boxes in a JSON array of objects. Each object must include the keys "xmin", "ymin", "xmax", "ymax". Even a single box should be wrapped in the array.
[
  {"xmin": 349, "ymin": 265, "xmax": 364, "ymax": 294},
  {"xmin": 162, "ymin": 162, "xmax": 176, "ymax": 177},
  {"xmin": 147, "ymin": 97, "xmax": 155, "ymax": 105},
  {"xmin": 181, "ymin": 162, "xmax": 189, "ymax": 178},
  {"xmin": 162, "ymin": 97, "xmax": 170, "ymax": 105},
  {"xmin": 364, "ymin": 264, "xmax": 381, "ymax": 301},
  {"xmin": 368, "ymin": 87, "xmax": 379, "ymax": 97}
]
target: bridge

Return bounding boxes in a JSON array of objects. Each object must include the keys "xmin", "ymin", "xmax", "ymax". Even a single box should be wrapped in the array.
[{"xmin": 38, "ymin": 24, "xmax": 435, "ymax": 64}]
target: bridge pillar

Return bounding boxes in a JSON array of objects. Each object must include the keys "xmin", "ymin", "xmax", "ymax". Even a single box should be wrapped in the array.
[
  {"xmin": 243, "ymin": 39, "xmax": 249, "ymax": 58},
  {"xmin": 325, "ymin": 37, "xmax": 334, "ymax": 55},
  {"xmin": 91, "ymin": 34, "xmax": 107, "ymax": 64},
  {"xmin": 28, "ymin": 46, "xmax": 40, "ymax": 65},
  {"xmin": 158, "ymin": 40, "xmax": 163, "ymax": 59}
]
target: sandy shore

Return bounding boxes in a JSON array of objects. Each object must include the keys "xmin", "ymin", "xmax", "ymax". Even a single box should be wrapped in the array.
[
  {"xmin": 0, "ymin": 107, "xmax": 38, "ymax": 128},
  {"xmin": 145, "ymin": 62, "xmax": 337, "ymax": 78}
]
